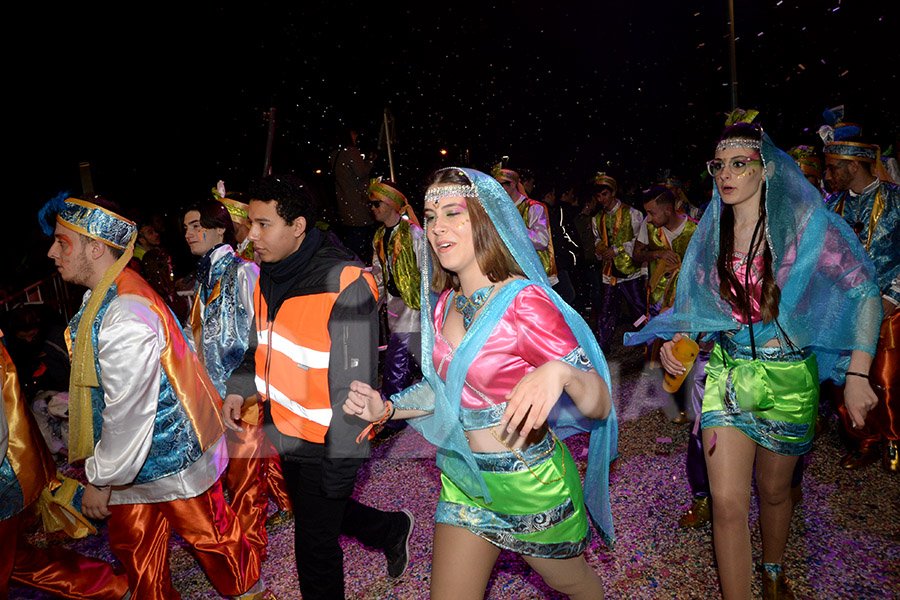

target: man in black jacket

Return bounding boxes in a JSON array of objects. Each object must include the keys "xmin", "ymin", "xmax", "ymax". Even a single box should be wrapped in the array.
[{"xmin": 223, "ymin": 175, "xmax": 413, "ymax": 600}]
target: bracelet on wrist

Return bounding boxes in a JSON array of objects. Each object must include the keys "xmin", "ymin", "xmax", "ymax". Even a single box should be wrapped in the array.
[
  {"xmin": 846, "ymin": 371, "xmax": 869, "ymax": 380},
  {"xmin": 374, "ymin": 401, "xmax": 394, "ymax": 425},
  {"xmin": 355, "ymin": 401, "xmax": 394, "ymax": 445}
]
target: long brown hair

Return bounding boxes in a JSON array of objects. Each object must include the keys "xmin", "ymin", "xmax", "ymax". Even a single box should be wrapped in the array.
[
  {"xmin": 424, "ymin": 168, "xmax": 525, "ymax": 293},
  {"xmin": 715, "ymin": 123, "xmax": 781, "ymax": 323}
]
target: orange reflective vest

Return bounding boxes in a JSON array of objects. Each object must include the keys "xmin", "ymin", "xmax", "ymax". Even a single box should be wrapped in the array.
[{"xmin": 255, "ymin": 266, "xmax": 377, "ymax": 444}]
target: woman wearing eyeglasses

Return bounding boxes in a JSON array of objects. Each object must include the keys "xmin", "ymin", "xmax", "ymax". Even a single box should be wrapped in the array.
[
  {"xmin": 346, "ymin": 167, "xmax": 616, "ymax": 599},
  {"xmin": 627, "ymin": 120, "xmax": 881, "ymax": 599}
]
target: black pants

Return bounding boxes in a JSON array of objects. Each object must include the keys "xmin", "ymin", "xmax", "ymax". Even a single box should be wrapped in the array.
[{"xmin": 281, "ymin": 459, "xmax": 402, "ymax": 599}]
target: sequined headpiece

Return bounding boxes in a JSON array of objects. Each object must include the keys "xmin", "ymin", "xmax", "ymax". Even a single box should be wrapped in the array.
[
  {"xmin": 717, "ymin": 108, "xmax": 763, "ymax": 152},
  {"xmin": 716, "ymin": 137, "xmax": 762, "ymax": 152},
  {"xmin": 592, "ymin": 172, "xmax": 618, "ymax": 193},
  {"xmin": 424, "ymin": 183, "xmax": 478, "ymax": 206},
  {"xmin": 55, "ymin": 198, "xmax": 136, "ymax": 250}
]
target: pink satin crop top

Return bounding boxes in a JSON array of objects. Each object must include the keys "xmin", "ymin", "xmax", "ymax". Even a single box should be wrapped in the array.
[{"xmin": 431, "ymin": 284, "xmax": 583, "ymax": 411}]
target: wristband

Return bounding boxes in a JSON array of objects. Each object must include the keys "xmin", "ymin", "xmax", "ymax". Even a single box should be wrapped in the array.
[
  {"xmin": 355, "ymin": 401, "xmax": 394, "ymax": 445},
  {"xmin": 846, "ymin": 371, "xmax": 869, "ymax": 380}
]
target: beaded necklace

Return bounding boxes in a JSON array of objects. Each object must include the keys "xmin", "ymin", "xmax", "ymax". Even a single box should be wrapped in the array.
[{"xmin": 453, "ymin": 284, "xmax": 496, "ymax": 330}]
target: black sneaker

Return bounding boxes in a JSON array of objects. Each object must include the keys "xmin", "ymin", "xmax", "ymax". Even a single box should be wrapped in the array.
[{"xmin": 385, "ymin": 509, "xmax": 415, "ymax": 578}]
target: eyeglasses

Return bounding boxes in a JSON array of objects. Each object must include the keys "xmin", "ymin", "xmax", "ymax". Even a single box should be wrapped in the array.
[
  {"xmin": 706, "ymin": 156, "xmax": 761, "ymax": 177},
  {"xmin": 369, "ymin": 200, "xmax": 383, "ymax": 208}
]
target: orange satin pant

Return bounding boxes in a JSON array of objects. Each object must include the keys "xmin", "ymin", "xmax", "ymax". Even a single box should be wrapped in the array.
[
  {"xmin": 107, "ymin": 479, "xmax": 259, "ymax": 600},
  {"xmin": 2, "ymin": 511, "xmax": 129, "ymax": 600},
  {"xmin": 266, "ymin": 451, "xmax": 291, "ymax": 512},
  {"xmin": 223, "ymin": 414, "xmax": 292, "ymax": 562},
  {"xmin": 837, "ymin": 308, "xmax": 900, "ymax": 444}
]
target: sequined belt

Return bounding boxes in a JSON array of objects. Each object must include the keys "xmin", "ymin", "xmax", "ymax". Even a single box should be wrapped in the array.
[{"xmin": 469, "ymin": 431, "xmax": 557, "ymax": 473}]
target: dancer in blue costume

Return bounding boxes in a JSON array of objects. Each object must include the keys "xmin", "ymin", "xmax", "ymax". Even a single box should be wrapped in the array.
[
  {"xmin": 344, "ymin": 167, "xmax": 617, "ymax": 599},
  {"xmin": 626, "ymin": 122, "xmax": 881, "ymax": 599},
  {"xmin": 819, "ymin": 108, "xmax": 900, "ymax": 472}
]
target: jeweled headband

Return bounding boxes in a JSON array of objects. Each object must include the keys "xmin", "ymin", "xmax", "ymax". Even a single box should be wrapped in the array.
[
  {"xmin": 57, "ymin": 198, "xmax": 136, "ymax": 250},
  {"xmin": 424, "ymin": 184, "xmax": 479, "ymax": 205},
  {"xmin": 715, "ymin": 137, "xmax": 762, "ymax": 152}
]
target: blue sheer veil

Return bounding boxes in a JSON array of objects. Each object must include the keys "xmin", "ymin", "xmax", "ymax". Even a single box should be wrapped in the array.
[
  {"xmin": 405, "ymin": 167, "xmax": 618, "ymax": 547},
  {"xmin": 625, "ymin": 133, "xmax": 881, "ymax": 383}
]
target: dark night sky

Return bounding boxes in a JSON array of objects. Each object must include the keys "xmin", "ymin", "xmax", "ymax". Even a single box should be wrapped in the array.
[{"xmin": 7, "ymin": 1, "xmax": 898, "ymax": 290}]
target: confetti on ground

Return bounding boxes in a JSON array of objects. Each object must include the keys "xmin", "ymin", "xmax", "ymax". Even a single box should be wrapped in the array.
[{"xmin": 12, "ymin": 340, "xmax": 899, "ymax": 599}]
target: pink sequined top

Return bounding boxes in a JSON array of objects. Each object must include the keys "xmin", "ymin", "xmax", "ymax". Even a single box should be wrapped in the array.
[
  {"xmin": 730, "ymin": 251, "xmax": 765, "ymax": 324},
  {"xmin": 432, "ymin": 284, "xmax": 583, "ymax": 411}
]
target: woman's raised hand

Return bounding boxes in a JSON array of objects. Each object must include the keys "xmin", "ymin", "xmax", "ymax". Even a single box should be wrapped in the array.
[
  {"xmin": 502, "ymin": 360, "xmax": 568, "ymax": 436},
  {"xmin": 343, "ymin": 380, "xmax": 387, "ymax": 423}
]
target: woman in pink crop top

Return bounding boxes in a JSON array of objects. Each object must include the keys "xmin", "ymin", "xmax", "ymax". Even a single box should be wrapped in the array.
[{"xmin": 345, "ymin": 167, "xmax": 615, "ymax": 600}]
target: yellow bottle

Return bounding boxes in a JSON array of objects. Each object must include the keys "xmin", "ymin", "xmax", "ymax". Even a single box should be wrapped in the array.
[{"xmin": 663, "ymin": 337, "xmax": 700, "ymax": 393}]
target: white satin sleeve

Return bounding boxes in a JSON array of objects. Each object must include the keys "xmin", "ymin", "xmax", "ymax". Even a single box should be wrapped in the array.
[
  {"xmin": 237, "ymin": 259, "xmax": 260, "ymax": 324},
  {"xmin": 85, "ymin": 294, "xmax": 162, "ymax": 487},
  {"xmin": 525, "ymin": 202, "xmax": 550, "ymax": 251}
]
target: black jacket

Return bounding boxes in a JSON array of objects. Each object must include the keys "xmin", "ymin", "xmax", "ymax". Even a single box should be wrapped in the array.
[{"xmin": 226, "ymin": 230, "xmax": 378, "ymax": 498}]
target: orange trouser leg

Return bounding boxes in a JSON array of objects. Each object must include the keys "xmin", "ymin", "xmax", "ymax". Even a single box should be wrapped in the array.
[
  {"xmin": 836, "ymin": 310, "xmax": 900, "ymax": 443},
  {"xmin": 163, "ymin": 480, "xmax": 260, "ymax": 596},
  {"xmin": 3, "ymin": 512, "xmax": 129, "ymax": 600},
  {"xmin": 224, "ymin": 420, "xmax": 270, "ymax": 561},
  {"xmin": 109, "ymin": 480, "xmax": 259, "ymax": 599},
  {"xmin": 265, "ymin": 451, "xmax": 293, "ymax": 512},
  {"xmin": 108, "ymin": 501, "xmax": 179, "ymax": 600}
]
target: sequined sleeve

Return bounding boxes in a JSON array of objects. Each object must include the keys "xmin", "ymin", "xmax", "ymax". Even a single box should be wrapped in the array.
[
  {"xmin": 390, "ymin": 380, "xmax": 436, "ymax": 412},
  {"xmin": 560, "ymin": 346, "xmax": 594, "ymax": 372}
]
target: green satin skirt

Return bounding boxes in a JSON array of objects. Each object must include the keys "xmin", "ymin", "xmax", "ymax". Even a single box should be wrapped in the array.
[
  {"xmin": 701, "ymin": 340, "xmax": 819, "ymax": 455},
  {"xmin": 434, "ymin": 432, "xmax": 589, "ymax": 559}
]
